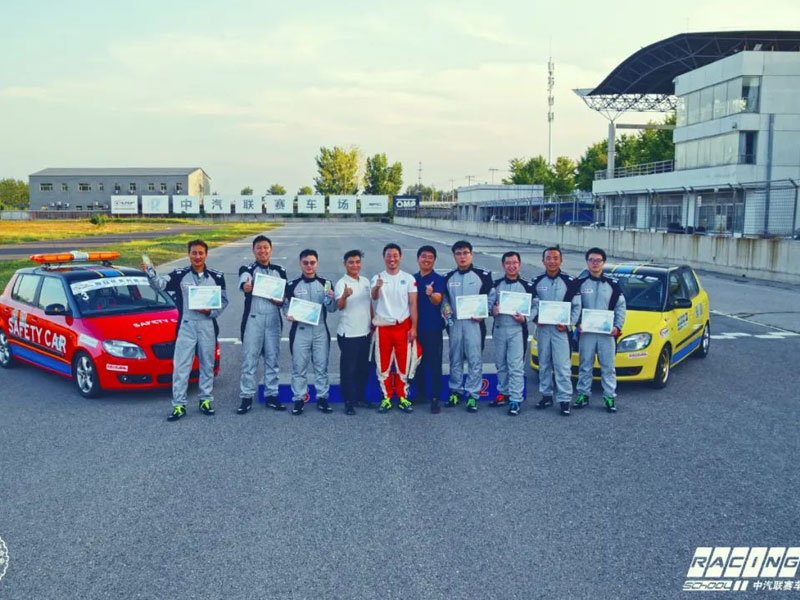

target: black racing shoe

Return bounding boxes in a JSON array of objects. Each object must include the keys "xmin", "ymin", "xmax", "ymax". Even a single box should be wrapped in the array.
[
  {"xmin": 199, "ymin": 399, "xmax": 215, "ymax": 416},
  {"xmin": 237, "ymin": 397, "xmax": 253, "ymax": 414},
  {"xmin": 430, "ymin": 398, "xmax": 441, "ymax": 414},
  {"xmin": 167, "ymin": 405, "xmax": 186, "ymax": 422},
  {"xmin": 508, "ymin": 401, "xmax": 521, "ymax": 416},
  {"xmin": 292, "ymin": 400, "xmax": 304, "ymax": 415},
  {"xmin": 345, "ymin": 405, "xmax": 356, "ymax": 416},
  {"xmin": 604, "ymin": 396, "xmax": 617, "ymax": 413},
  {"xmin": 535, "ymin": 396, "xmax": 554, "ymax": 410},
  {"xmin": 317, "ymin": 398, "xmax": 333, "ymax": 414},
  {"xmin": 559, "ymin": 402, "xmax": 570, "ymax": 416},
  {"xmin": 265, "ymin": 395, "xmax": 286, "ymax": 411},
  {"xmin": 574, "ymin": 394, "xmax": 589, "ymax": 409}
]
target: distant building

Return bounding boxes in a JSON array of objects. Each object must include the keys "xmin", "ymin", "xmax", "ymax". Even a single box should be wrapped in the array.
[
  {"xmin": 28, "ymin": 168, "xmax": 211, "ymax": 211},
  {"xmin": 457, "ymin": 184, "xmax": 544, "ymax": 222},
  {"xmin": 581, "ymin": 31, "xmax": 800, "ymax": 237}
]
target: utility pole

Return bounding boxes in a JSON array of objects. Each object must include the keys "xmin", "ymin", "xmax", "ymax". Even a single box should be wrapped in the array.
[
  {"xmin": 489, "ymin": 168, "xmax": 500, "ymax": 184},
  {"xmin": 466, "ymin": 175, "xmax": 476, "ymax": 186},
  {"xmin": 418, "ymin": 162, "xmax": 422, "ymax": 190},
  {"xmin": 450, "ymin": 178, "xmax": 455, "ymax": 202},
  {"xmin": 547, "ymin": 50, "xmax": 555, "ymax": 166}
]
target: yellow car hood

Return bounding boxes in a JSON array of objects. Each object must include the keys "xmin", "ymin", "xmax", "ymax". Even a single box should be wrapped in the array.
[{"xmin": 618, "ymin": 310, "xmax": 667, "ymax": 337}]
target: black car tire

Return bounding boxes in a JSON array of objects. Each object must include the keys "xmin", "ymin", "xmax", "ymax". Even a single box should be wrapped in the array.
[
  {"xmin": 693, "ymin": 322, "xmax": 710, "ymax": 359},
  {"xmin": 72, "ymin": 351, "xmax": 102, "ymax": 398},
  {"xmin": 650, "ymin": 343, "xmax": 671, "ymax": 389},
  {"xmin": 0, "ymin": 330, "xmax": 15, "ymax": 368}
]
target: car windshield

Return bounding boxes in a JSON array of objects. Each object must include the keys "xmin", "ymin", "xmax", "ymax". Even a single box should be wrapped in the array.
[
  {"xmin": 69, "ymin": 275, "xmax": 174, "ymax": 316},
  {"xmin": 609, "ymin": 272, "xmax": 665, "ymax": 312}
]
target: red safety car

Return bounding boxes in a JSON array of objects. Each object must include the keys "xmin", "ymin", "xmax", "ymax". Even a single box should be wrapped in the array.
[{"xmin": 0, "ymin": 251, "xmax": 219, "ymax": 397}]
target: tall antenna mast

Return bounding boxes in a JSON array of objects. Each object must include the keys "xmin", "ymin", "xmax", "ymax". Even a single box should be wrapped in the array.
[{"xmin": 547, "ymin": 48, "xmax": 555, "ymax": 166}]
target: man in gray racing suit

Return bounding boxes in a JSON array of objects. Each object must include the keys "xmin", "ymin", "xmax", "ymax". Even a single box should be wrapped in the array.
[
  {"xmin": 146, "ymin": 239, "xmax": 228, "ymax": 421},
  {"xmin": 532, "ymin": 246, "xmax": 581, "ymax": 416},
  {"xmin": 284, "ymin": 249, "xmax": 336, "ymax": 415},
  {"xmin": 444, "ymin": 240, "xmax": 495, "ymax": 413},
  {"xmin": 574, "ymin": 247, "xmax": 626, "ymax": 413},
  {"xmin": 237, "ymin": 235, "xmax": 287, "ymax": 414}
]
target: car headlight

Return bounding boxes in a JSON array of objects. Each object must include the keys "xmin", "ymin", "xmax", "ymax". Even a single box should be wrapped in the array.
[
  {"xmin": 616, "ymin": 333, "xmax": 652, "ymax": 353},
  {"xmin": 102, "ymin": 340, "xmax": 146, "ymax": 359}
]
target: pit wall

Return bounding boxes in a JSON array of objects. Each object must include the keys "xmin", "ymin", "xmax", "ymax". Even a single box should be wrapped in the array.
[{"xmin": 394, "ymin": 217, "xmax": 800, "ymax": 285}]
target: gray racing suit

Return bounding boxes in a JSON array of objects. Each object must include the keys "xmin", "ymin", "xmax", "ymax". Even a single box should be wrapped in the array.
[
  {"xmin": 531, "ymin": 271, "xmax": 580, "ymax": 404},
  {"xmin": 576, "ymin": 275, "xmax": 626, "ymax": 398},
  {"xmin": 238, "ymin": 261, "xmax": 287, "ymax": 400},
  {"xmin": 492, "ymin": 276, "xmax": 535, "ymax": 404},
  {"xmin": 148, "ymin": 266, "xmax": 228, "ymax": 408},
  {"xmin": 284, "ymin": 276, "xmax": 336, "ymax": 402},
  {"xmin": 444, "ymin": 266, "xmax": 495, "ymax": 400}
]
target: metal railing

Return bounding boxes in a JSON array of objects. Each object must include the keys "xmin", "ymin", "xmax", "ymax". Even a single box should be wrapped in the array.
[{"xmin": 595, "ymin": 159, "xmax": 675, "ymax": 180}]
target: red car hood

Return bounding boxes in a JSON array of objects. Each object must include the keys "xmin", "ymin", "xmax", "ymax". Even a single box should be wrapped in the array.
[{"xmin": 79, "ymin": 309, "xmax": 179, "ymax": 346}]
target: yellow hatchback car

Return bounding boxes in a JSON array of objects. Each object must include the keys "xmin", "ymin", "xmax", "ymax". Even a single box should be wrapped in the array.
[{"xmin": 530, "ymin": 263, "xmax": 710, "ymax": 388}]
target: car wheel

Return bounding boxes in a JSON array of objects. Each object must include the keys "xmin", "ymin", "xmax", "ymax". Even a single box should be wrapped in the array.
[
  {"xmin": 0, "ymin": 330, "xmax": 15, "ymax": 368},
  {"xmin": 694, "ymin": 322, "xmax": 710, "ymax": 358},
  {"xmin": 650, "ymin": 344, "xmax": 671, "ymax": 389},
  {"xmin": 73, "ymin": 351, "xmax": 101, "ymax": 398}
]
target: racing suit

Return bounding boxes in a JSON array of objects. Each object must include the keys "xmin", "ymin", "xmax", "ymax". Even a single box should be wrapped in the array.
[
  {"xmin": 285, "ymin": 276, "xmax": 336, "ymax": 403},
  {"xmin": 492, "ymin": 276, "xmax": 535, "ymax": 404},
  {"xmin": 444, "ymin": 266, "xmax": 495, "ymax": 400},
  {"xmin": 148, "ymin": 265, "xmax": 228, "ymax": 408},
  {"xmin": 238, "ymin": 261, "xmax": 287, "ymax": 401},
  {"xmin": 531, "ymin": 271, "xmax": 580, "ymax": 404},
  {"xmin": 576, "ymin": 275, "xmax": 626, "ymax": 398}
]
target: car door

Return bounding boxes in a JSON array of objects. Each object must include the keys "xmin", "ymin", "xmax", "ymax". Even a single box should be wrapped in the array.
[
  {"xmin": 666, "ymin": 270, "xmax": 695, "ymax": 364},
  {"xmin": 5, "ymin": 273, "xmax": 45, "ymax": 360},
  {"xmin": 679, "ymin": 267, "xmax": 705, "ymax": 340},
  {"xmin": 35, "ymin": 275, "xmax": 73, "ymax": 363}
]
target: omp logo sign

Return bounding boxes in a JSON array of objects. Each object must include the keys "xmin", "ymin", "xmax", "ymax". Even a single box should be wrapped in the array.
[{"xmin": 684, "ymin": 547, "xmax": 800, "ymax": 592}]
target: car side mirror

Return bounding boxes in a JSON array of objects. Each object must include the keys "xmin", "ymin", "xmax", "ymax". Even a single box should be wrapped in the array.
[
  {"xmin": 672, "ymin": 298, "xmax": 692, "ymax": 309},
  {"xmin": 44, "ymin": 303, "xmax": 71, "ymax": 316}
]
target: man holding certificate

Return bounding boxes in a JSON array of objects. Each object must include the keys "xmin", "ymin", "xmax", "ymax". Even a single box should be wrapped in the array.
[
  {"xmin": 236, "ymin": 235, "xmax": 288, "ymax": 414},
  {"xmin": 145, "ymin": 239, "xmax": 228, "ymax": 421},
  {"xmin": 371, "ymin": 243, "xmax": 420, "ymax": 413},
  {"xmin": 575, "ymin": 248, "xmax": 626, "ymax": 413},
  {"xmin": 491, "ymin": 251, "xmax": 535, "ymax": 416},
  {"xmin": 285, "ymin": 249, "xmax": 336, "ymax": 415},
  {"xmin": 532, "ymin": 247, "xmax": 581, "ymax": 416},
  {"xmin": 444, "ymin": 240, "xmax": 495, "ymax": 412}
]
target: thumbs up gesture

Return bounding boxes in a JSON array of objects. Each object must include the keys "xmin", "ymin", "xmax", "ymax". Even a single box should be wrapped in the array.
[
  {"xmin": 376, "ymin": 274, "xmax": 384, "ymax": 288},
  {"xmin": 343, "ymin": 284, "xmax": 353, "ymax": 298},
  {"xmin": 425, "ymin": 282, "xmax": 434, "ymax": 296}
]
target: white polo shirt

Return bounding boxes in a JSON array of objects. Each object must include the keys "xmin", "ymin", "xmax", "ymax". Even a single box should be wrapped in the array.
[
  {"xmin": 334, "ymin": 274, "xmax": 371, "ymax": 337},
  {"xmin": 371, "ymin": 270, "xmax": 417, "ymax": 323}
]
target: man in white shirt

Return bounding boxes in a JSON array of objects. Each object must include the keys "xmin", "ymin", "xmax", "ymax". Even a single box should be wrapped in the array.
[
  {"xmin": 370, "ymin": 243, "xmax": 421, "ymax": 413},
  {"xmin": 334, "ymin": 249, "xmax": 372, "ymax": 415}
]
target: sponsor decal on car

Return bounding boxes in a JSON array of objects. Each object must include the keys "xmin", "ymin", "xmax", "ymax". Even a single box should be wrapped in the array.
[
  {"xmin": 678, "ymin": 313, "xmax": 689, "ymax": 331},
  {"xmin": 695, "ymin": 302, "xmax": 704, "ymax": 318},
  {"xmin": 659, "ymin": 327, "xmax": 669, "ymax": 339},
  {"xmin": 132, "ymin": 318, "xmax": 177, "ymax": 328},
  {"xmin": 105, "ymin": 364, "xmax": 128, "ymax": 373},
  {"xmin": 627, "ymin": 351, "xmax": 648, "ymax": 359},
  {"xmin": 8, "ymin": 310, "xmax": 67, "ymax": 354},
  {"xmin": 69, "ymin": 276, "xmax": 149, "ymax": 295},
  {"xmin": 78, "ymin": 333, "xmax": 99, "ymax": 348}
]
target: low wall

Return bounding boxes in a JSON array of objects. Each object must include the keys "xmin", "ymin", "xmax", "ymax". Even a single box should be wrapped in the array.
[{"xmin": 395, "ymin": 217, "xmax": 800, "ymax": 285}]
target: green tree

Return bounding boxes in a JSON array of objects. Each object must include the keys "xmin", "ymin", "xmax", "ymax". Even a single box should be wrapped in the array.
[
  {"xmin": 363, "ymin": 153, "xmax": 403, "ymax": 196},
  {"xmin": 0, "ymin": 178, "xmax": 29, "ymax": 209},
  {"xmin": 405, "ymin": 183, "xmax": 450, "ymax": 202},
  {"xmin": 267, "ymin": 183, "xmax": 286, "ymax": 195},
  {"xmin": 549, "ymin": 156, "xmax": 577, "ymax": 196},
  {"xmin": 575, "ymin": 141, "xmax": 607, "ymax": 191},
  {"xmin": 314, "ymin": 146, "xmax": 360, "ymax": 195},
  {"xmin": 240, "ymin": 186, "xmax": 253, "ymax": 195},
  {"xmin": 298, "ymin": 185, "xmax": 314, "ymax": 195},
  {"xmin": 503, "ymin": 156, "xmax": 550, "ymax": 187}
]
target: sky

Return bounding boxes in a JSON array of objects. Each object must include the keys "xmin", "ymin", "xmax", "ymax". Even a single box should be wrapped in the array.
[{"xmin": 1, "ymin": 0, "xmax": 798, "ymax": 195}]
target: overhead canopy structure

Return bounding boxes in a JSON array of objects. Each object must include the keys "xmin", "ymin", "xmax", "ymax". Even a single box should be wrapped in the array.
[{"xmin": 576, "ymin": 30, "xmax": 800, "ymax": 118}]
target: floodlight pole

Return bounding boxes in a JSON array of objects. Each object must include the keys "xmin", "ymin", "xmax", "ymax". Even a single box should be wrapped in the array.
[{"xmin": 607, "ymin": 121, "xmax": 616, "ymax": 180}]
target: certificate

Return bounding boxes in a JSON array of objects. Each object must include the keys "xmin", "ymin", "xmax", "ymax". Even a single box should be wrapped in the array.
[
  {"xmin": 288, "ymin": 297, "xmax": 322, "ymax": 326},
  {"xmin": 187, "ymin": 286, "xmax": 222, "ymax": 310},
  {"xmin": 581, "ymin": 309, "xmax": 615, "ymax": 334},
  {"xmin": 537, "ymin": 300, "xmax": 571, "ymax": 325},
  {"xmin": 498, "ymin": 291, "xmax": 532, "ymax": 316},
  {"xmin": 252, "ymin": 272, "xmax": 286, "ymax": 301},
  {"xmin": 456, "ymin": 294, "xmax": 488, "ymax": 320}
]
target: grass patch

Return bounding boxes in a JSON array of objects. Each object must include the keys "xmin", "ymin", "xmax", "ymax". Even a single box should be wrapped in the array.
[
  {"xmin": 0, "ymin": 223, "xmax": 278, "ymax": 291},
  {"xmin": 0, "ymin": 217, "xmax": 211, "ymax": 245}
]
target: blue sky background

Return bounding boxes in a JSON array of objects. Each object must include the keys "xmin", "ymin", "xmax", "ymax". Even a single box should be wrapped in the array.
[{"xmin": 2, "ymin": 0, "xmax": 797, "ymax": 195}]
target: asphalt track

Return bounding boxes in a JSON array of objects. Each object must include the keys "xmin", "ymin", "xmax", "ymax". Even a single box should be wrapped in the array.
[{"xmin": 1, "ymin": 222, "xmax": 799, "ymax": 599}]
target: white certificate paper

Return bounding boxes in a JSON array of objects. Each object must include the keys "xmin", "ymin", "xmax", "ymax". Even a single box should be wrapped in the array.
[
  {"xmin": 537, "ymin": 300, "xmax": 572, "ymax": 325},
  {"xmin": 581, "ymin": 309, "xmax": 615, "ymax": 334},
  {"xmin": 288, "ymin": 297, "xmax": 322, "ymax": 326},
  {"xmin": 188, "ymin": 286, "xmax": 222, "ymax": 310},
  {"xmin": 499, "ymin": 291, "xmax": 532, "ymax": 316},
  {"xmin": 252, "ymin": 273, "xmax": 286, "ymax": 301},
  {"xmin": 456, "ymin": 294, "xmax": 488, "ymax": 320}
]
